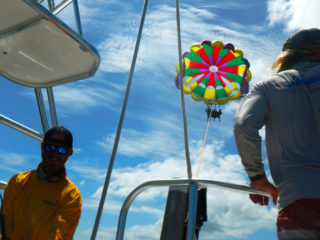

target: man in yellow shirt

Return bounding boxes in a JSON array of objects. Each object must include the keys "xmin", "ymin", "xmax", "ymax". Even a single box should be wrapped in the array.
[{"xmin": 1, "ymin": 126, "xmax": 82, "ymax": 240}]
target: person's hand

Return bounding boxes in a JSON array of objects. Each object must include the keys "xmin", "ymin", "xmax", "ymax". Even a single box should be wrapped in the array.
[{"xmin": 249, "ymin": 176, "xmax": 278, "ymax": 206}]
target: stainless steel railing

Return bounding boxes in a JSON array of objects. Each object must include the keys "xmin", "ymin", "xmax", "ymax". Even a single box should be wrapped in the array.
[
  {"xmin": 0, "ymin": 114, "xmax": 43, "ymax": 141},
  {"xmin": 115, "ymin": 178, "xmax": 271, "ymax": 240},
  {"xmin": 0, "ymin": 181, "xmax": 6, "ymax": 190}
]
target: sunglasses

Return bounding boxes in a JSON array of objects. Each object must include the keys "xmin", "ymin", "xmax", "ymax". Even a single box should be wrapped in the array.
[{"xmin": 44, "ymin": 143, "xmax": 69, "ymax": 155}]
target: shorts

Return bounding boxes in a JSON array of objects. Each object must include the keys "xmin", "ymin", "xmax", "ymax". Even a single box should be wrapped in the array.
[{"xmin": 277, "ymin": 199, "xmax": 320, "ymax": 240}]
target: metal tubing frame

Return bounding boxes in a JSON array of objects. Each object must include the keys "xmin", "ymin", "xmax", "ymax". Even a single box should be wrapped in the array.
[
  {"xmin": 115, "ymin": 179, "xmax": 271, "ymax": 240},
  {"xmin": 52, "ymin": 0, "xmax": 72, "ymax": 15},
  {"xmin": 89, "ymin": 1, "xmax": 149, "ymax": 239},
  {"xmin": 175, "ymin": 0, "xmax": 192, "ymax": 179},
  {"xmin": 72, "ymin": 0, "xmax": 83, "ymax": 36},
  {"xmin": 46, "ymin": 87, "xmax": 58, "ymax": 127},
  {"xmin": 0, "ymin": 114, "xmax": 43, "ymax": 141},
  {"xmin": 187, "ymin": 184, "xmax": 198, "ymax": 240},
  {"xmin": 47, "ymin": 0, "xmax": 55, "ymax": 12},
  {"xmin": 1, "ymin": 87, "xmax": 57, "ymax": 140},
  {"xmin": 34, "ymin": 88, "xmax": 49, "ymax": 133},
  {"xmin": 0, "ymin": 16, "xmax": 43, "ymax": 40},
  {"xmin": 44, "ymin": 0, "xmax": 83, "ymax": 36},
  {"xmin": 0, "ymin": 181, "xmax": 7, "ymax": 190}
]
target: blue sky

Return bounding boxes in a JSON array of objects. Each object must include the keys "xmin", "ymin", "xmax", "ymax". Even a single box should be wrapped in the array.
[{"xmin": 1, "ymin": 0, "xmax": 320, "ymax": 239}]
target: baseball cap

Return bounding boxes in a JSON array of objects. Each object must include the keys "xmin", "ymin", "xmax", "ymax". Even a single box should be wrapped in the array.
[{"xmin": 282, "ymin": 28, "xmax": 320, "ymax": 51}]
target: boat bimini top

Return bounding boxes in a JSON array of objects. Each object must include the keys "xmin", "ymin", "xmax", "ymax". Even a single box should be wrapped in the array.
[
  {"xmin": 0, "ymin": 0, "xmax": 100, "ymax": 88},
  {"xmin": 0, "ymin": 0, "xmax": 100, "ymax": 137}
]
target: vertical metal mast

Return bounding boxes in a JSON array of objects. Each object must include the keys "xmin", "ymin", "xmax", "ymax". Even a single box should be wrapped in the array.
[{"xmin": 175, "ymin": 0, "xmax": 192, "ymax": 179}]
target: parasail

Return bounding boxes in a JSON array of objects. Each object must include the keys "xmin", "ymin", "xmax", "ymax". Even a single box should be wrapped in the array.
[
  {"xmin": 175, "ymin": 40, "xmax": 252, "ymax": 177},
  {"xmin": 176, "ymin": 40, "xmax": 252, "ymax": 105}
]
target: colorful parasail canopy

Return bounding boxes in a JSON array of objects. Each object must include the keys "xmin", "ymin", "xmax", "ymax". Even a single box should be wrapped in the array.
[{"xmin": 176, "ymin": 40, "xmax": 252, "ymax": 105}]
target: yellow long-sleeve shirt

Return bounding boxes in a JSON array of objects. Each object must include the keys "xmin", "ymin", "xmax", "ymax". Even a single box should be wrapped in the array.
[{"xmin": 1, "ymin": 170, "xmax": 81, "ymax": 240}]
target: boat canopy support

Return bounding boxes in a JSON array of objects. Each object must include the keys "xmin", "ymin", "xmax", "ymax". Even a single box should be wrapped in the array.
[{"xmin": 0, "ymin": 114, "xmax": 43, "ymax": 141}]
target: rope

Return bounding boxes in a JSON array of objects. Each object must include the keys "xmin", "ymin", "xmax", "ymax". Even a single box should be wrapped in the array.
[{"xmin": 195, "ymin": 107, "xmax": 213, "ymax": 177}]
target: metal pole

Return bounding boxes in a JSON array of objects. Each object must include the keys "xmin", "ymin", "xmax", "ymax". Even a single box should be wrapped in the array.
[
  {"xmin": 175, "ymin": 0, "xmax": 192, "ymax": 179},
  {"xmin": 34, "ymin": 88, "xmax": 49, "ymax": 134},
  {"xmin": 0, "ymin": 114, "xmax": 43, "ymax": 141},
  {"xmin": 46, "ymin": 87, "xmax": 58, "ymax": 127},
  {"xmin": 90, "ymin": 1, "xmax": 149, "ymax": 239},
  {"xmin": 52, "ymin": 0, "xmax": 73, "ymax": 15},
  {"xmin": 0, "ymin": 181, "xmax": 6, "ymax": 190},
  {"xmin": 47, "ymin": 0, "xmax": 55, "ymax": 12},
  {"xmin": 186, "ymin": 184, "xmax": 198, "ymax": 240},
  {"xmin": 72, "ymin": 0, "xmax": 83, "ymax": 36}
]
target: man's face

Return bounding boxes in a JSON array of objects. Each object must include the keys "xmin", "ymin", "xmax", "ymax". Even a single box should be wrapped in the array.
[{"xmin": 41, "ymin": 133, "xmax": 72, "ymax": 175}]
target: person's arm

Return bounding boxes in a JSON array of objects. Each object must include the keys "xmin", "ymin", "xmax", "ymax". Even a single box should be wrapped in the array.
[{"xmin": 234, "ymin": 83, "xmax": 278, "ymax": 205}]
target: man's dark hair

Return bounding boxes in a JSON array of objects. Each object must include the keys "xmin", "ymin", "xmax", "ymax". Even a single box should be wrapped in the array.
[{"xmin": 43, "ymin": 126, "xmax": 73, "ymax": 147}]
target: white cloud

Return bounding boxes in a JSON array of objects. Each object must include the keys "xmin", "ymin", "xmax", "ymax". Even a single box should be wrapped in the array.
[
  {"xmin": 96, "ymin": 5, "xmax": 180, "ymax": 73},
  {"xmin": 84, "ymin": 195, "xmax": 122, "ymax": 214},
  {"xmin": 96, "ymin": 3, "xmax": 275, "ymax": 78},
  {"xmin": 267, "ymin": 0, "xmax": 293, "ymax": 27},
  {"xmin": 259, "ymin": 126, "xmax": 266, "ymax": 141},
  {"xmin": 79, "ymin": 220, "xmax": 163, "ymax": 240},
  {"xmin": 267, "ymin": 0, "xmax": 320, "ymax": 31},
  {"xmin": 189, "ymin": 140, "xmax": 245, "ymax": 183},
  {"xmin": 80, "ymin": 227, "xmax": 115, "ymax": 240},
  {"xmin": 0, "ymin": 152, "xmax": 36, "ymax": 174},
  {"xmin": 201, "ymin": 190, "xmax": 277, "ymax": 239},
  {"xmin": 85, "ymin": 186, "xmax": 164, "ymax": 218},
  {"xmin": 82, "ymin": 202, "xmax": 275, "ymax": 240},
  {"xmin": 21, "ymin": 79, "xmax": 124, "ymax": 117},
  {"xmin": 97, "ymin": 127, "xmax": 183, "ymax": 159},
  {"xmin": 108, "ymin": 157, "xmax": 186, "ymax": 200},
  {"xmin": 249, "ymin": 57, "xmax": 275, "ymax": 86},
  {"xmin": 94, "ymin": 131, "xmax": 265, "ymax": 202},
  {"xmin": 117, "ymin": 219, "xmax": 163, "ymax": 240},
  {"xmin": 86, "ymin": 192, "xmax": 276, "ymax": 240},
  {"xmin": 51, "ymin": 82, "xmax": 123, "ymax": 115},
  {"xmin": 0, "ymin": 165, "xmax": 21, "ymax": 174},
  {"xmin": 97, "ymin": 35, "xmax": 137, "ymax": 73},
  {"xmin": 223, "ymin": 101, "xmax": 240, "ymax": 116},
  {"xmin": 68, "ymin": 163, "xmax": 106, "ymax": 182},
  {"xmin": 1, "ymin": 152, "xmax": 26, "ymax": 166}
]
